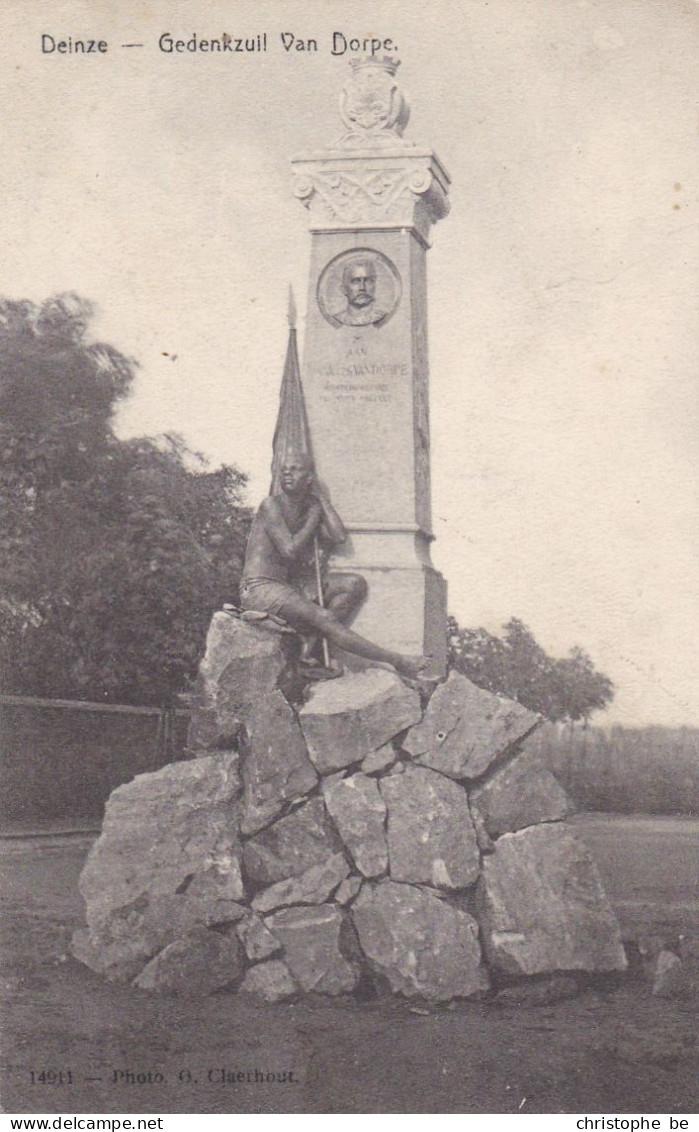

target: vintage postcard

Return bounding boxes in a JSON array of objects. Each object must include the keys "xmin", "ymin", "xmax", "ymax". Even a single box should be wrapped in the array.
[{"xmin": 1, "ymin": 0, "xmax": 696, "ymax": 1119}]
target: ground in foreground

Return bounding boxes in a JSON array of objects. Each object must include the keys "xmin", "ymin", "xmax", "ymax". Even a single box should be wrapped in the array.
[{"xmin": 0, "ymin": 817, "xmax": 696, "ymax": 1114}]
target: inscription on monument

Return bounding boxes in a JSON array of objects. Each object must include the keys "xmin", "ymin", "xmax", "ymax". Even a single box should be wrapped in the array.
[{"xmin": 311, "ymin": 340, "xmax": 408, "ymax": 407}]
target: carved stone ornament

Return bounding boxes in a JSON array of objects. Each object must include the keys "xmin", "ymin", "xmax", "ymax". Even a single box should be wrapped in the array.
[
  {"xmin": 292, "ymin": 157, "xmax": 449, "ymax": 242},
  {"xmin": 338, "ymin": 56, "xmax": 410, "ymax": 148},
  {"xmin": 290, "ymin": 57, "xmax": 451, "ymax": 241}
]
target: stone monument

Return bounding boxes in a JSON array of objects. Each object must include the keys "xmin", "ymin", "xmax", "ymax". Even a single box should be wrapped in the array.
[
  {"xmin": 70, "ymin": 59, "xmax": 628, "ymax": 1006},
  {"xmin": 291, "ymin": 56, "xmax": 450, "ymax": 674}
]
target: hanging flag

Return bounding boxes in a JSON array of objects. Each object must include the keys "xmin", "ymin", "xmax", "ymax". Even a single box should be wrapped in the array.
[
  {"xmin": 269, "ymin": 289, "xmax": 332, "ymax": 668},
  {"xmin": 270, "ymin": 286, "xmax": 314, "ymax": 495}
]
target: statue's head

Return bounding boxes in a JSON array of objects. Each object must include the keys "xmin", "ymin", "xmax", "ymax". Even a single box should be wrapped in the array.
[
  {"xmin": 280, "ymin": 451, "xmax": 314, "ymax": 497},
  {"xmin": 341, "ymin": 258, "xmax": 377, "ymax": 309}
]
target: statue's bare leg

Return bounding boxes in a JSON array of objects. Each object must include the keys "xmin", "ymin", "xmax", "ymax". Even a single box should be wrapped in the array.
[
  {"xmin": 302, "ymin": 573, "xmax": 368, "ymax": 664},
  {"xmin": 324, "ymin": 572, "xmax": 368, "ymax": 623},
  {"xmin": 299, "ymin": 573, "xmax": 368, "ymax": 666},
  {"xmin": 278, "ymin": 589, "xmax": 430, "ymax": 679}
]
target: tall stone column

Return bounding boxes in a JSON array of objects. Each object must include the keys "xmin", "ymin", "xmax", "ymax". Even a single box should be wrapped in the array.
[{"xmin": 291, "ymin": 57, "xmax": 450, "ymax": 672}]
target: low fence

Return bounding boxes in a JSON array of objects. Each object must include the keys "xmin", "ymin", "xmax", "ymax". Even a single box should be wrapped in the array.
[{"xmin": 0, "ymin": 694, "xmax": 190, "ymax": 822}]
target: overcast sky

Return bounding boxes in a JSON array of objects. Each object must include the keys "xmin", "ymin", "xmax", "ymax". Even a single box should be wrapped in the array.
[{"xmin": 1, "ymin": 0, "xmax": 697, "ymax": 726}]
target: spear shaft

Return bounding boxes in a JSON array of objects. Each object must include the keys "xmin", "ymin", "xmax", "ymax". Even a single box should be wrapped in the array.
[{"xmin": 313, "ymin": 535, "xmax": 332, "ymax": 669}]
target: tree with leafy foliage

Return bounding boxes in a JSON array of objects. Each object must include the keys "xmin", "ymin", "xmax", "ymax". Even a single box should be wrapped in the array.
[
  {"xmin": 0, "ymin": 293, "xmax": 250, "ymax": 705},
  {"xmin": 447, "ymin": 615, "xmax": 614, "ymax": 723}
]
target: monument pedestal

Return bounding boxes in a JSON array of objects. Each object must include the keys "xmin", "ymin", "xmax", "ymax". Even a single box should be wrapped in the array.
[
  {"xmin": 331, "ymin": 531, "xmax": 447, "ymax": 672},
  {"xmin": 291, "ymin": 60, "xmax": 451, "ymax": 673}
]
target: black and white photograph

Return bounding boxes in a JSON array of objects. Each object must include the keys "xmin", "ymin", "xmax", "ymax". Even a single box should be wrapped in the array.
[{"xmin": 0, "ymin": 0, "xmax": 697, "ymax": 1119}]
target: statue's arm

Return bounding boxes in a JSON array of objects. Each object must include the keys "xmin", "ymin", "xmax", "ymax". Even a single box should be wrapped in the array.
[
  {"xmin": 260, "ymin": 497, "xmax": 322, "ymax": 561},
  {"xmin": 313, "ymin": 481, "xmax": 346, "ymax": 545}
]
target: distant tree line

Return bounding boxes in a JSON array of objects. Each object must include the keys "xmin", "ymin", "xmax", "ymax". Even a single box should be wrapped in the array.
[{"xmin": 447, "ymin": 616, "xmax": 614, "ymax": 724}]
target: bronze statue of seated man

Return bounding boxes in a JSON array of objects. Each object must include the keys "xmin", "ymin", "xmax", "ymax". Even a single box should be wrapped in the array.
[{"xmin": 239, "ymin": 452, "xmax": 430, "ymax": 680}]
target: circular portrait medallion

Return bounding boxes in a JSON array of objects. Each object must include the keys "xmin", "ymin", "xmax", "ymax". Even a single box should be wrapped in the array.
[{"xmin": 317, "ymin": 248, "xmax": 401, "ymax": 330}]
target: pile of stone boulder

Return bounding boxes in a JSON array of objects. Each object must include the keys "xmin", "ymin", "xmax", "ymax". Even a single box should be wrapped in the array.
[{"xmin": 72, "ymin": 611, "xmax": 627, "ymax": 1002}]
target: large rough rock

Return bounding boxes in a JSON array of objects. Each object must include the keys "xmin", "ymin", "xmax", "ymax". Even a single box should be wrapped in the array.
[
  {"xmin": 299, "ymin": 668, "xmax": 421, "ymax": 774},
  {"xmin": 236, "ymin": 914, "xmax": 281, "ymax": 961},
  {"xmin": 242, "ymin": 798, "xmax": 340, "ymax": 887},
  {"xmin": 470, "ymin": 804, "xmax": 496, "ymax": 855},
  {"xmin": 362, "ymin": 743, "xmax": 397, "ymax": 775},
  {"xmin": 251, "ymin": 853, "xmax": 349, "ymax": 913},
  {"xmin": 403, "ymin": 671, "xmax": 539, "ymax": 781},
  {"xmin": 469, "ymin": 748, "xmax": 573, "ymax": 838},
  {"xmin": 352, "ymin": 880, "xmax": 489, "ymax": 1001},
  {"xmin": 73, "ymin": 753, "xmax": 245, "ymax": 980},
  {"xmin": 650, "ymin": 951, "xmax": 688, "ymax": 998},
  {"xmin": 323, "ymin": 773, "xmax": 388, "ymax": 878},
  {"xmin": 380, "ymin": 765, "xmax": 480, "ymax": 890},
  {"xmin": 239, "ymin": 690, "xmax": 318, "ymax": 835},
  {"xmin": 648, "ymin": 950, "xmax": 679, "ymax": 996},
  {"xmin": 335, "ymin": 875, "xmax": 362, "ymax": 905},
  {"xmin": 133, "ymin": 928, "xmax": 244, "ymax": 996},
  {"xmin": 477, "ymin": 823, "xmax": 627, "ymax": 975},
  {"xmin": 239, "ymin": 960, "xmax": 297, "ymax": 1002},
  {"xmin": 73, "ymin": 647, "xmax": 625, "ymax": 1003},
  {"xmin": 188, "ymin": 613, "xmax": 292, "ymax": 751},
  {"xmin": 264, "ymin": 905, "xmax": 360, "ymax": 995}
]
